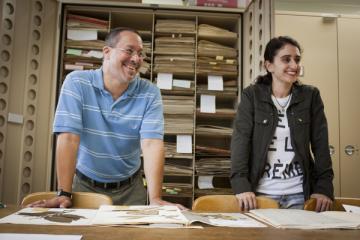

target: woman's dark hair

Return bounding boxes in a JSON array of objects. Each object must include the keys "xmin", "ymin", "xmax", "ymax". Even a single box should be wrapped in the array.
[
  {"xmin": 105, "ymin": 27, "xmax": 141, "ymax": 47},
  {"xmin": 255, "ymin": 36, "xmax": 302, "ymax": 85}
]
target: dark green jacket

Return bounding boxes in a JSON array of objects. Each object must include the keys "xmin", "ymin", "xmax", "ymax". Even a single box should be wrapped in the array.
[{"xmin": 230, "ymin": 82, "xmax": 334, "ymax": 200}]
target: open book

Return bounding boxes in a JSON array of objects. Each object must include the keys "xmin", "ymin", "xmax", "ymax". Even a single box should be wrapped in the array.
[
  {"xmin": 248, "ymin": 209, "xmax": 360, "ymax": 229},
  {"xmin": 92, "ymin": 205, "xmax": 265, "ymax": 227}
]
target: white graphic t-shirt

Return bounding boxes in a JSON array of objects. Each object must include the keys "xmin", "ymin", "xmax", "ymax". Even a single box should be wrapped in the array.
[{"xmin": 256, "ymin": 94, "xmax": 303, "ymax": 195}]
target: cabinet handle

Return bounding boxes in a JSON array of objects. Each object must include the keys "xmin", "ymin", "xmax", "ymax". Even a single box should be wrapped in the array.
[
  {"xmin": 329, "ymin": 145, "xmax": 335, "ymax": 156},
  {"xmin": 344, "ymin": 145, "xmax": 359, "ymax": 156}
]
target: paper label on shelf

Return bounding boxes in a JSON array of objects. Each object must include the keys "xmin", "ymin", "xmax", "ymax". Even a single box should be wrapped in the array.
[
  {"xmin": 200, "ymin": 95, "xmax": 216, "ymax": 113},
  {"xmin": 66, "ymin": 49, "xmax": 82, "ymax": 56},
  {"xmin": 198, "ymin": 176, "xmax": 214, "ymax": 189},
  {"xmin": 216, "ymin": 55, "xmax": 224, "ymax": 60},
  {"xmin": 67, "ymin": 29, "xmax": 98, "ymax": 40},
  {"xmin": 208, "ymin": 75, "xmax": 223, "ymax": 91},
  {"xmin": 226, "ymin": 59, "xmax": 235, "ymax": 64},
  {"xmin": 173, "ymin": 79, "xmax": 191, "ymax": 88},
  {"xmin": 157, "ymin": 73, "xmax": 173, "ymax": 90},
  {"xmin": 7, "ymin": 113, "xmax": 23, "ymax": 124},
  {"xmin": 176, "ymin": 135, "xmax": 192, "ymax": 153},
  {"xmin": 85, "ymin": 50, "xmax": 103, "ymax": 59}
]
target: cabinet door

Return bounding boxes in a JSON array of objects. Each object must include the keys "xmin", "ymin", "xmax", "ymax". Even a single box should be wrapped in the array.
[
  {"xmin": 275, "ymin": 13, "xmax": 340, "ymax": 196},
  {"xmin": 338, "ymin": 17, "xmax": 360, "ymax": 197}
]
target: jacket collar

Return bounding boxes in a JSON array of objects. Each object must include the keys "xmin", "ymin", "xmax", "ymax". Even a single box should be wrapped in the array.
[{"xmin": 258, "ymin": 81, "xmax": 305, "ymax": 105}]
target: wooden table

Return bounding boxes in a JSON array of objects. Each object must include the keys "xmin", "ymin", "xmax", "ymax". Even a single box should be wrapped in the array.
[{"xmin": 1, "ymin": 205, "xmax": 359, "ymax": 240}]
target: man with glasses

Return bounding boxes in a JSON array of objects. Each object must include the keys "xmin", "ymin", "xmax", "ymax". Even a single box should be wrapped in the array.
[{"xmin": 30, "ymin": 27, "xmax": 184, "ymax": 209}]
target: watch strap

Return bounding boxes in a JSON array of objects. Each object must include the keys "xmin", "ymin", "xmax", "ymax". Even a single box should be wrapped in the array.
[{"xmin": 57, "ymin": 189, "xmax": 72, "ymax": 199}]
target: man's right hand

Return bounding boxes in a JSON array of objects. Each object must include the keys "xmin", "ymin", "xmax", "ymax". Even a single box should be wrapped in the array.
[
  {"xmin": 235, "ymin": 192, "xmax": 257, "ymax": 211},
  {"xmin": 26, "ymin": 196, "xmax": 72, "ymax": 208}
]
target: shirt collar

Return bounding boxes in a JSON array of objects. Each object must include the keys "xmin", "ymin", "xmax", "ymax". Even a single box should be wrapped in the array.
[{"xmin": 92, "ymin": 67, "xmax": 139, "ymax": 97}]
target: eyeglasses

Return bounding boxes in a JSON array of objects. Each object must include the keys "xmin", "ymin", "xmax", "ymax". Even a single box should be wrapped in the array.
[{"xmin": 112, "ymin": 47, "xmax": 146, "ymax": 59}]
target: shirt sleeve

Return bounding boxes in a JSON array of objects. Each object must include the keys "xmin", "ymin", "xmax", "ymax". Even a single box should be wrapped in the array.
[
  {"xmin": 139, "ymin": 85, "xmax": 164, "ymax": 140},
  {"xmin": 53, "ymin": 73, "xmax": 83, "ymax": 135}
]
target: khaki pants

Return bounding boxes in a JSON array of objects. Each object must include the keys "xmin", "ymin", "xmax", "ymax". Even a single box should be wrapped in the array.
[{"xmin": 72, "ymin": 171, "xmax": 147, "ymax": 205}]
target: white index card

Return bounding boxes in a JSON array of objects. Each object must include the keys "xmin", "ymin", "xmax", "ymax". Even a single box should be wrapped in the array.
[
  {"xmin": 173, "ymin": 79, "xmax": 191, "ymax": 88},
  {"xmin": 198, "ymin": 176, "xmax": 214, "ymax": 189},
  {"xmin": 157, "ymin": 73, "xmax": 173, "ymax": 90},
  {"xmin": 208, "ymin": 75, "xmax": 223, "ymax": 91},
  {"xmin": 67, "ymin": 29, "xmax": 97, "ymax": 40},
  {"xmin": 200, "ymin": 95, "xmax": 216, "ymax": 113},
  {"xmin": 176, "ymin": 135, "xmax": 192, "ymax": 153}
]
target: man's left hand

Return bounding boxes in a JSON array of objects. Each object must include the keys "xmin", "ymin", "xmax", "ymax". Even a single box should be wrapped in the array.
[
  {"xmin": 149, "ymin": 198, "xmax": 188, "ymax": 210},
  {"xmin": 310, "ymin": 193, "xmax": 333, "ymax": 212}
]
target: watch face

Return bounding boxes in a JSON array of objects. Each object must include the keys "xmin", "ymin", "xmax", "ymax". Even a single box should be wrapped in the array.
[{"xmin": 57, "ymin": 189, "xmax": 72, "ymax": 198}]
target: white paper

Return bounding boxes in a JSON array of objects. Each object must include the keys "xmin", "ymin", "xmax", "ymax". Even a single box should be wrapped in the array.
[
  {"xmin": 208, "ymin": 75, "xmax": 223, "ymax": 91},
  {"xmin": 0, "ymin": 208, "xmax": 96, "ymax": 226},
  {"xmin": 176, "ymin": 135, "xmax": 192, "ymax": 154},
  {"xmin": 198, "ymin": 176, "xmax": 214, "ymax": 189},
  {"xmin": 157, "ymin": 73, "xmax": 173, "ymax": 90},
  {"xmin": 92, "ymin": 205, "xmax": 188, "ymax": 225},
  {"xmin": 85, "ymin": 50, "xmax": 103, "ymax": 59},
  {"xmin": 182, "ymin": 212, "xmax": 266, "ymax": 228},
  {"xmin": 200, "ymin": 95, "xmax": 216, "ymax": 113},
  {"xmin": 343, "ymin": 204, "xmax": 360, "ymax": 214},
  {"xmin": 67, "ymin": 29, "xmax": 97, "ymax": 40},
  {"xmin": 173, "ymin": 79, "xmax": 191, "ymax": 88},
  {"xmin": 248, "ymin": 209, "xmax": 360, "ymax": 229},
  {"xmin": 0, "ymin": 233, "xmax": 82, "ymax": 240}
]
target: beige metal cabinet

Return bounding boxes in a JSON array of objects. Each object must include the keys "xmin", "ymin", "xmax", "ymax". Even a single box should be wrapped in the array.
[{"xmin": 275, "ymin": 12, "xmax": 360, "ymax": 197}]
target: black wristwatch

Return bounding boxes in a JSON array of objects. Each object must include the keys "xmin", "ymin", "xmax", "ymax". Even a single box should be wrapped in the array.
[{"xmin": 56, "ymin": 189, "xmax": 72, "ymax": 199}]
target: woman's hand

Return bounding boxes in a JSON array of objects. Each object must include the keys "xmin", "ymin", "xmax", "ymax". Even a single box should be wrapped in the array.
[
  {"xmin": 235, "ymin": 192, "xmax": 257, "ymax": 211},
  {"xmin": 310, "ymin": 193, "xmax": 333, "ymax": 212}
]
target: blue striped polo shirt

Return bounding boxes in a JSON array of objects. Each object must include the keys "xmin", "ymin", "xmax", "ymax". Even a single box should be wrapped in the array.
[{"xmin": 53, "ymin": 68, "xmax": 164, "ymax": 182}]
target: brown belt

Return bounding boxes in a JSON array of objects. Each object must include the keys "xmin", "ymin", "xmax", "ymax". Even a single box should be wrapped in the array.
[{"xmin": 76, "ymin": 169, "xmax": 138, "ymax": 190}]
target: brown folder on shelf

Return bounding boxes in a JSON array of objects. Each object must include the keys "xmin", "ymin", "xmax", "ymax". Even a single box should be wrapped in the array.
[
  {"xmin": 163, "ymin": 182, "xmax": 193, "ymax": 196},
  {"xmin": 163, "ymin": 95, "xmax": 194, "ymax": 115},
  {"xmin": 164, "ymin": 116, "xmax": 194, "ymax": 134},
  {"xmin": 196, "ymin": 157, "xmax": 231, "ymax": 175},
  {"xmin": 198, "ymin": 24, "xmax": 237, "ymax": 38},
  {"xmin": 164, "ymin": 163, "xmax": 193, "ymax": 176},
  {"xmin": 155, "ymin": 19, "xmax": 196, "ymax": 33},
  {"xmin": 198, "ymin": 40, "xmax": 237, "ymax": 58},
  {"xmin": 164, "ymin": 142, "xmax": 193, "ymax": 159},
  {"xmin": 196, "ymin": 124, "xmax": 233, "ymax": 136},
  {"xmin": 67, "ymin": 14, "xmax": 109, "ymax": 30},
  {"xmin": 195, "ymin": 145, "xmax": 231, "ymax": 156},
  {"xmin": 66, "ymin": 40, "xmax": 105, "ymax": 50}
]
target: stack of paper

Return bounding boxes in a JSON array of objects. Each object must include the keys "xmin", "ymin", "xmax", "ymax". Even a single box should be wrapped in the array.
[
  {"xmin": 164, "ymin": 116, "xmax": 194, "ymax": 134},
  {"xmin": 197, "ymin": 57, "xmax": 238, "ymax": 77},
  {"xmin": 65, "ymin": 39, "xmax": 105, "ymax": 50},
  {"xmin": 64, "ymin": 14, "xmax": 109, "ymax": 72},
  {"xmin": 67, "ymin": 14, "xmax": 109, "ymax": 31},
  {"xmin": 196, "ymin": 157, "xmax": 231, "ymax": 175},
  {"xmin": 196, "ymin": 125, "xmax": 232, "ymax": 136},
  {"xmin": 155, "ymin": 19, "xmax": 196, "ymax": 33},
  {"xmin": 164, "ymin": 162, "xmax": 193, "ymax": 176},
  {"xmin": 248, "ymin": 209, "xmax": 360, "ymax": 229},
  {"xmin": 195, "ymin": 188, "xmax": 233, "ymax": 196},
  {"xmin": 155, "ymin": 37, "xmax": 195, "ymax": 55},
  {"xmin": 162, "ymin": 182, "xmax": 193, "ymax": 196},
  {"xmin": 154, "ymin": 37, "xmax": 195, "ymax": 76},
  {"xmin": 163, "ymin": 95, "xmax": 194, "ymax": 115},
  {"xmin": 154, "ymin": 56, "xmax": 195, "ymax": 76},
  {"xmin": 195, "ymin": 145, "xmax": 231, "ymax": 156},
  {"xmin": 198, "ymin": 24, "xmax": 237, "ymax": 38},
  {"xmin": 164, "ymin": 142, "xmax": 193, "ymax": 159},
  {"xmin": 198, "ymin": 40, "xmax": 237, "ymax": 58}
]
